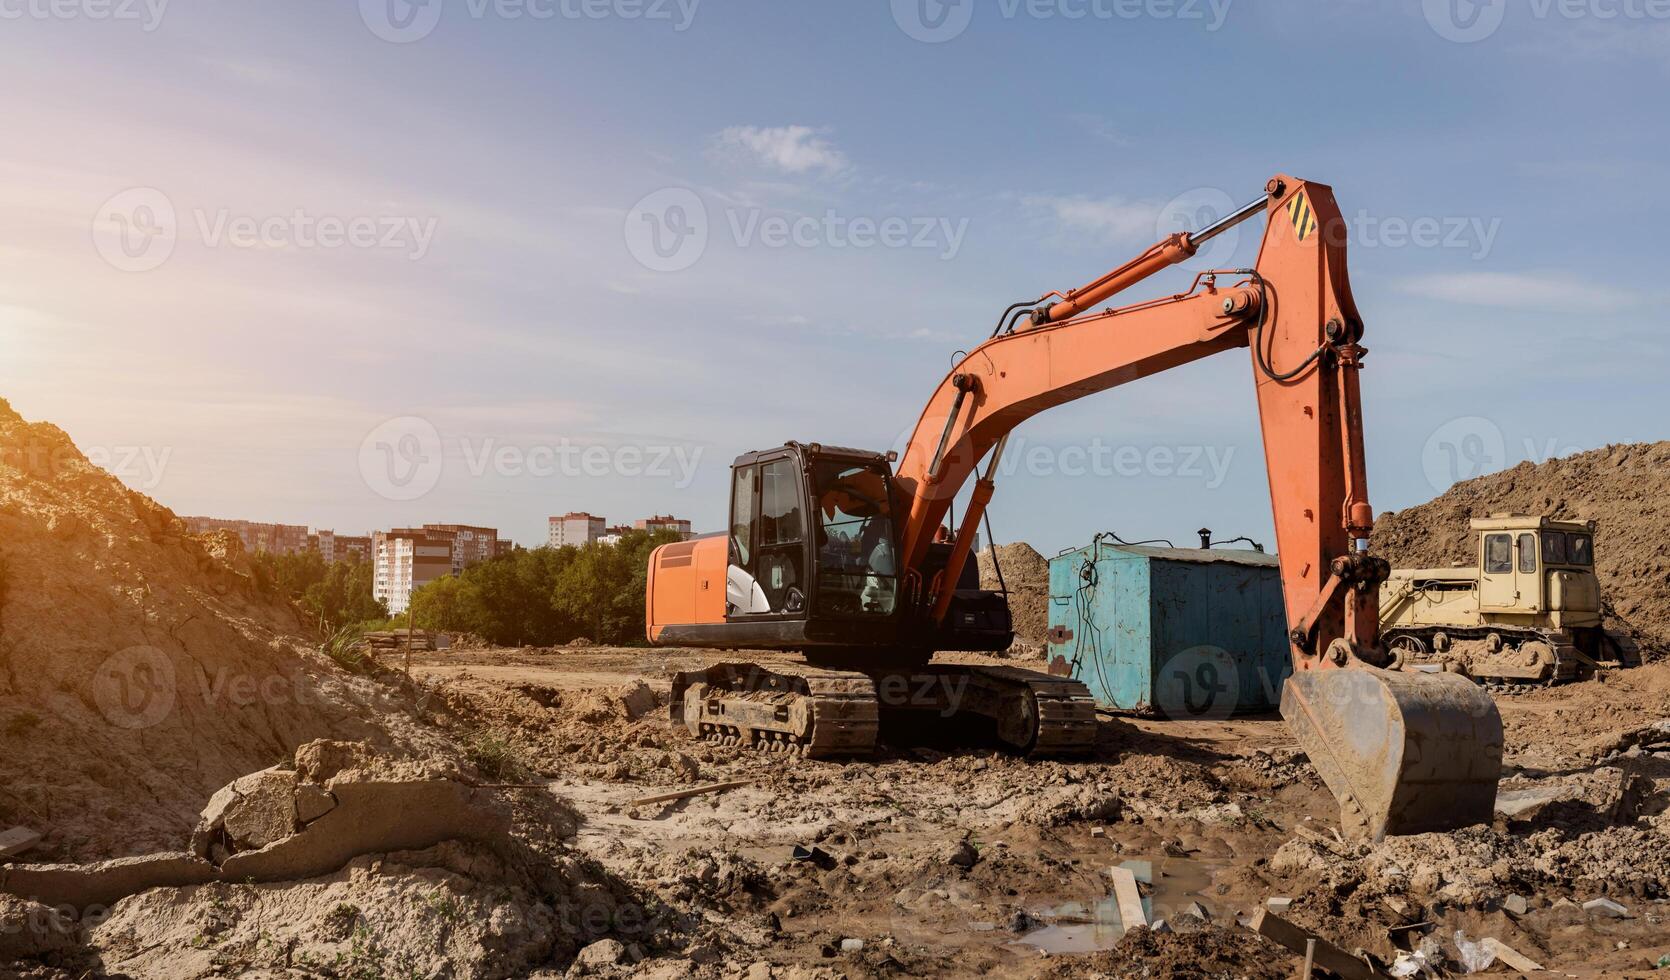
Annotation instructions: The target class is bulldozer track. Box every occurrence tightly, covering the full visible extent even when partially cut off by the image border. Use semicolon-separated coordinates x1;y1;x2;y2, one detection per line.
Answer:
669;662;1097;759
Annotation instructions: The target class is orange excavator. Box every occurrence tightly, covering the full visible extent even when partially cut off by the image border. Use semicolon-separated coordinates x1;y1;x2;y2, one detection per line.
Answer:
646;175;1503;840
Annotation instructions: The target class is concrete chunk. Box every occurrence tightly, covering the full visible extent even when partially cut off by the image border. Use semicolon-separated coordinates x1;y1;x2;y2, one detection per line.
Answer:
1583;897;1630;918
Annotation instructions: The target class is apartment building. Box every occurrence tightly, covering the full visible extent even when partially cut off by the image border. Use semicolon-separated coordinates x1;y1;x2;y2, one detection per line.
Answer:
636;515;694;539
422;523;499;574
548;512;605;548
183;517;311;555
372;528;454;615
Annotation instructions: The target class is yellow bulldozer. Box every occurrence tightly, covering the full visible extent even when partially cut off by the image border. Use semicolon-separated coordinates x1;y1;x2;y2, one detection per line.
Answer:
1380;514;1640;685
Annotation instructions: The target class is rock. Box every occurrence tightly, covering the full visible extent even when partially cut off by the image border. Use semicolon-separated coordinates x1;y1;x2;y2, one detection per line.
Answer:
618;680;657;721
1265;897;1294;912
0;896;82;960
944;841;980;869
1150;918;1172;934
295;784;337;824
294;739;372;782
195;767;303;854
1183;901;1211;922
1583;897;1630;918
1503;894;1529;916
743;962;773;980
839;938;864;952
576;938;628;970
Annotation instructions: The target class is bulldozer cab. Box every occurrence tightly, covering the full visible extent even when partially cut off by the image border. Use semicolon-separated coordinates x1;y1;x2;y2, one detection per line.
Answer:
1474;515;1596;616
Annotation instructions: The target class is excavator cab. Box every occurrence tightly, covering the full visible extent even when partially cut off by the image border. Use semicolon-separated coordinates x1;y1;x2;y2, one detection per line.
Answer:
720;442;1012;656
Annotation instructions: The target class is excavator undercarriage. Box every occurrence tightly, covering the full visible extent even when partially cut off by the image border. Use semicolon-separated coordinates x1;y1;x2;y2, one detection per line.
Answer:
669;662;1098;759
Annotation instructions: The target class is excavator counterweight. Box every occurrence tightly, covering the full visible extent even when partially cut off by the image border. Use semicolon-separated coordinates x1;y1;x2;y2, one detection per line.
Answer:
647;174;1503;840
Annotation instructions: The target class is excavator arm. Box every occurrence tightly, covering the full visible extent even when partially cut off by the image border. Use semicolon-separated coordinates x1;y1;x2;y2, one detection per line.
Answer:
891;175;1503;839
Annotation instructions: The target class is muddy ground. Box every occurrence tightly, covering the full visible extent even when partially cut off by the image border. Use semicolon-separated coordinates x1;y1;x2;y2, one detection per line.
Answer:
383;643;1670;979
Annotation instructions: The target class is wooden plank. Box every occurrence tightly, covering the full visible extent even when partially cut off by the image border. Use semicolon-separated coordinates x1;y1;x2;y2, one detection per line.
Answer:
1247;909;1383;980
1107;866;1147;929
1482;938;1545;973
0;826;41;860
628;780;752;807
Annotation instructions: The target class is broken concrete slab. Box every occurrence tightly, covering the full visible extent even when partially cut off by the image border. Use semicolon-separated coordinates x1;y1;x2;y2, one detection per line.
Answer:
1;852;218;911
3;773;509;911
1582;897;1630;918
0;827;41;860
295;783;337;824
221;767;300;850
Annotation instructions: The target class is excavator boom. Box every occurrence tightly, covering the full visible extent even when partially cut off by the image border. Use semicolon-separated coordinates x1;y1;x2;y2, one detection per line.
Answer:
888;175;1501;838
647;174;1502;839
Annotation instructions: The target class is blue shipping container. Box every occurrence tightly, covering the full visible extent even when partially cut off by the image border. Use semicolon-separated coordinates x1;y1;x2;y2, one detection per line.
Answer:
1046;541;1291;717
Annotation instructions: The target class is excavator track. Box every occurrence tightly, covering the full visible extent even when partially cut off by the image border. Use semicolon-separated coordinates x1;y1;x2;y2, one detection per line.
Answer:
671;663;880;758
669;662;1097;759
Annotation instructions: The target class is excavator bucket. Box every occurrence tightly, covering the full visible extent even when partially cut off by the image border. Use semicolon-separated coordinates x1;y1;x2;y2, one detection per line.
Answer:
1281;666;1503;841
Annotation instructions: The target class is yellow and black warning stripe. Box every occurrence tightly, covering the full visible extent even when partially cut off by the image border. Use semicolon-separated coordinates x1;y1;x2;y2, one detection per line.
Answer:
1285;192;1317;242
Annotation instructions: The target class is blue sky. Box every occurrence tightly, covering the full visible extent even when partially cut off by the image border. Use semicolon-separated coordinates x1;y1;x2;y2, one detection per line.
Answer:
2;0;1666;553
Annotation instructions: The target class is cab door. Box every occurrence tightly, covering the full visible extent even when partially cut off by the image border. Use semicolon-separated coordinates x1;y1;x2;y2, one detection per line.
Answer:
726;456;809;617
1478;531;1518;612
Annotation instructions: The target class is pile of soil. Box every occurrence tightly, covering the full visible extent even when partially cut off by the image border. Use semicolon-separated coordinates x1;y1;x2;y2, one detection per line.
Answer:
977;542;1051;644
1373;442;1670;658
0;399;448;861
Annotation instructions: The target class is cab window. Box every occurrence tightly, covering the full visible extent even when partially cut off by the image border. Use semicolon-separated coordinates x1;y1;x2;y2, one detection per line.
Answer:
759;460;803;546
1517;533;1537;574
729;464;757;567
1484;534;1512;574
1542;531;1567;565
1568;534;1593;565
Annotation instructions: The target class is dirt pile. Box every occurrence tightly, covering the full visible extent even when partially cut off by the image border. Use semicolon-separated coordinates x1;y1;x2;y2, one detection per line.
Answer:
1372;442;1670;657
0;399;449;861
977;542;1051;645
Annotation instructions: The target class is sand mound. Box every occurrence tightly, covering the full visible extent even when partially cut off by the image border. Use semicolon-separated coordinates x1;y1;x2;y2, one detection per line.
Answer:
977;542;1051;644
1372;442;1670;658
0;399;449;861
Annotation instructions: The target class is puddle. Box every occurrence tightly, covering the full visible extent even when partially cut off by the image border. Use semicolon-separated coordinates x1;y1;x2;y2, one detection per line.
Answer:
1008;856;1223;955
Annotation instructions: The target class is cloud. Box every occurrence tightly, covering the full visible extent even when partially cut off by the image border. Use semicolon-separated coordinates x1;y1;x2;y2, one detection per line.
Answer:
711;125;849;176
1396;272;1644;314
1023;194;1157;242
